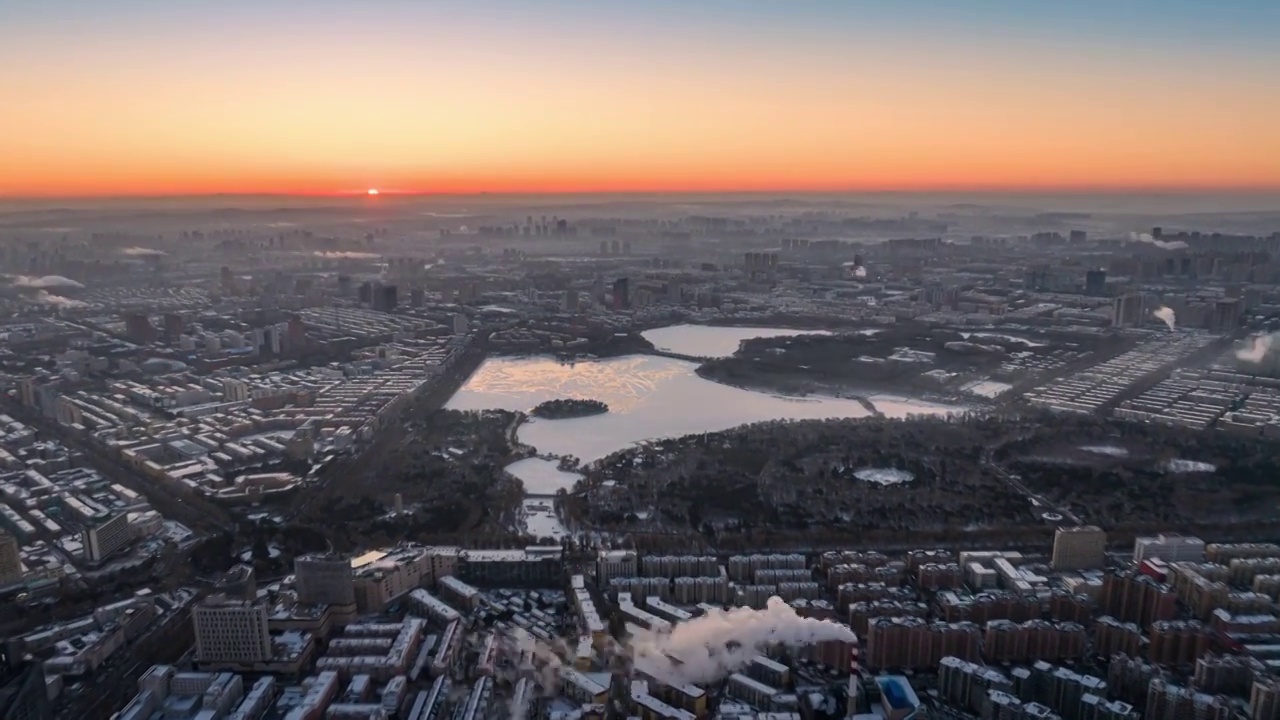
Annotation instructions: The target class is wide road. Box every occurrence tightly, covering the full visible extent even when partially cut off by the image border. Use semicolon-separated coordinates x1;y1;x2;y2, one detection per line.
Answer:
0;398;236;533
289;339;489;520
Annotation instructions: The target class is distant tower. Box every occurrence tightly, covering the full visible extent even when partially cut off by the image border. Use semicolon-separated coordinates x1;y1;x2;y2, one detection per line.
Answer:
394;493;404;515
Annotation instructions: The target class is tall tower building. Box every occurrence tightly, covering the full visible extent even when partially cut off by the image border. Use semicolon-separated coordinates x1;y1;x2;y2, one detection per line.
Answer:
1251;677;1280;720
294;554;355;606
193;595;273;665
1052;526;1107;571
0;532;22;585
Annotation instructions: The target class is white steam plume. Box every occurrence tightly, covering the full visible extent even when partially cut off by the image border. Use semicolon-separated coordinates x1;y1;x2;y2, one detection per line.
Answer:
627;596;856;685
1128;232;1190;251
854;265;867;278
313;251;381;259
1152;306;1176;331
1237;333;1278;363
31;291;87;308
10;274;85;289
121;246;166;256
503;628;566;720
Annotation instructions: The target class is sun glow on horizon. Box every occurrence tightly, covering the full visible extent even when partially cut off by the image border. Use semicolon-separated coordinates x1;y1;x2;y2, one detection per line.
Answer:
1;1;1277;197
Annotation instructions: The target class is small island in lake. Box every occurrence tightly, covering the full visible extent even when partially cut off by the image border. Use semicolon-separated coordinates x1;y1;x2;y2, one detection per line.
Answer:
531;398;609;419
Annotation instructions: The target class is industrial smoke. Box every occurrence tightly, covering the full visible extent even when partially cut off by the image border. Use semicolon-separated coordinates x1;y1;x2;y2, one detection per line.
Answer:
1128;232;1189;251
627;596;856;685
854;265;867;278
1237;333;1278;363
1152;306;1176;332
121;246;167;256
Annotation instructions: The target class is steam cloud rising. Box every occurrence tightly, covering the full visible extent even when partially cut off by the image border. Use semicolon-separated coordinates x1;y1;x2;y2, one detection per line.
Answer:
627;596;857;685
854;265;868;278
1128;232;1190;251
1152;306;1176;331
503;629;568;720
1237;333;1279;363
31;291;87;308
10;274;85;289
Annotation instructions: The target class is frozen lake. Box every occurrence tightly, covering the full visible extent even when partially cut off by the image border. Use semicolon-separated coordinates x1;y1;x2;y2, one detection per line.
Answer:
641;324;830;358
448;354;964;492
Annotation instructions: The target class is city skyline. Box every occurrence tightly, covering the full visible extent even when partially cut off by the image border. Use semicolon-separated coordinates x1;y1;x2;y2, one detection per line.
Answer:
3;0;1279;197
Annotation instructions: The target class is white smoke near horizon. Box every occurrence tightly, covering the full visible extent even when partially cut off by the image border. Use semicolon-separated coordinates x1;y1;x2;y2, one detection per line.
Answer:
31;291;87;308
120;246;166;256
10;274;85;289
1152;306;1176;332
1237;333;1278;363
627;597;856;685
1128;232;1190;251
313;251;381;260
854;265;867;278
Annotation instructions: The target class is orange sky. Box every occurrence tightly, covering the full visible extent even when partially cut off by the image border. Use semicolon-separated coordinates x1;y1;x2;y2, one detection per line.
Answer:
3;2;1278;197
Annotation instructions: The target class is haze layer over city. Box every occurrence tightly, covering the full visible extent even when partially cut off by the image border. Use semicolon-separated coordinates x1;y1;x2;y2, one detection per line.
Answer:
3;2;1280;720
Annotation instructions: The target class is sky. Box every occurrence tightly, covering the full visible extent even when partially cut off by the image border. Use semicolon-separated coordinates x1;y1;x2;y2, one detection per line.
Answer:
2;0;1278;197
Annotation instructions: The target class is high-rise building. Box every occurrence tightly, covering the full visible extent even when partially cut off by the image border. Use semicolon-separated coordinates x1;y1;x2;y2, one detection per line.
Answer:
82;512;132;564
193;595;273;665
1085;270;1107;296
0;657;52;720
123;312;159;343
1091;616;1143;659
1251;677;1280;720
162;313;185;340
1134;534;1205;563
1111;293;1145;327
1100;571;1177;628
372;284;398;311
562;289;580;312
0;531;21;585
1147;620;1211;666
294;554;355;606
612;278;630;311
1146;679;1231;720
1052;526;1107;571
286;316;307;352
1212;298;1243;333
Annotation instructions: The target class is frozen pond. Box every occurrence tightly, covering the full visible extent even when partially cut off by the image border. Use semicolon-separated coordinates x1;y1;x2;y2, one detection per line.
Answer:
641;324;830;358
448;356;966;490
960;332;1047;348
1080;445;1129;457
854;468;915;485
1165;459;1216;473
520;498;568;539
962;380;1014;398
506;457;584;495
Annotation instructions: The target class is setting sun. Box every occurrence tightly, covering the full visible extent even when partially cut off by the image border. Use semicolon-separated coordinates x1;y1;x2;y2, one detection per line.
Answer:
367;188;379;196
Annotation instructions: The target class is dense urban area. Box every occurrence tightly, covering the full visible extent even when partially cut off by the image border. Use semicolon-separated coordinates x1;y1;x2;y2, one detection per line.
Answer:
2;195;1280;720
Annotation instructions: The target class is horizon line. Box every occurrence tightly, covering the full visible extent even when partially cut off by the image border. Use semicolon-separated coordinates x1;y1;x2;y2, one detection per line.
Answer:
5;185;1280;202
